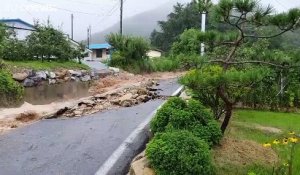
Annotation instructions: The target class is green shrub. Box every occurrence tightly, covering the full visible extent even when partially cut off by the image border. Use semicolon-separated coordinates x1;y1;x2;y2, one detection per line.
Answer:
176;53;204;69
167;109;195;129
146;131;214;175
190;120;223;146
109;52;155;74
107;33;152;74
0;70;24;107
109;51;126;67
150;97;223;146
150;97;187;133
163;97;187;109
187;99;214;124
151;57;180;72
107;33;150;61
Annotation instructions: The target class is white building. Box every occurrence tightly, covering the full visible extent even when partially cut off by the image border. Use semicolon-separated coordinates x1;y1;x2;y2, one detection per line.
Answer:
147;49;162;58
0;19;35;40
89;43;112;60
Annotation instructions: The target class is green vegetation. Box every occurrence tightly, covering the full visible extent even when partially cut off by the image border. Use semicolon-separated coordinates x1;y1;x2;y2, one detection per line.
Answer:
226;110;300;174
1;22;84;62
150;97;222;145
150;1;214;52
107;33;152;73
149;57;180;72
0;22;87;106
107;34;197;73
145;0;300;174
234;110;300;133
146;131;214;175
179;0;300;133
147;97;222;174
0;70;23;107
4;60;89;72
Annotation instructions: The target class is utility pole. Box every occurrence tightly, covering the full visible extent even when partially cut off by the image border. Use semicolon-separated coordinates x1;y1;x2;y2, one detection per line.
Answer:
200;0;207;56
71;14;74;40
120;0;123;35
87;27;90;49
89;25;92;44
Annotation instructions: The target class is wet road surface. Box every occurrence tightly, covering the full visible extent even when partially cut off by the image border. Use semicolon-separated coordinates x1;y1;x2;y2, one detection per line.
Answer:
0;79;180;175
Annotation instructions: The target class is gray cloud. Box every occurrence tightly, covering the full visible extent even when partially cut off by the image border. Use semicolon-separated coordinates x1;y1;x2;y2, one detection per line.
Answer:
0;0;298;41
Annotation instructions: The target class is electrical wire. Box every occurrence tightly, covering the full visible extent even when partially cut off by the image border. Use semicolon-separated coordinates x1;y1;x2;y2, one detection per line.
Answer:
63;0;105;6
27;0;104;16
274;0;288;11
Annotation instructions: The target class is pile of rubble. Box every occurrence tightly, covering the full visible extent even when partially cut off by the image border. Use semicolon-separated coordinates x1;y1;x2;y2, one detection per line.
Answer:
13;69;115;87
47;81;162;119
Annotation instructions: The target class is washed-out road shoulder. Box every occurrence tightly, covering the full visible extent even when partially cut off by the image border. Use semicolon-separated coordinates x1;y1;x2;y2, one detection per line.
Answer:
0;79;181;175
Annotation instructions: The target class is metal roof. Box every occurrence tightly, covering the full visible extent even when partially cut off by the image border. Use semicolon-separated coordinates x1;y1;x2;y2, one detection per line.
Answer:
89;43;112;49
0;19;35;29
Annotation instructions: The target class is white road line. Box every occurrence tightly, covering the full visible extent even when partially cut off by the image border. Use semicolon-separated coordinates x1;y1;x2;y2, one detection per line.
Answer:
95;85;184;175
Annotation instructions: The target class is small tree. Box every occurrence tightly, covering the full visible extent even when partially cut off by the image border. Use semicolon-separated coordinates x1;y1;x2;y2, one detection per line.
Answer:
180;0;300;133
2;34;28;61
26;23;75;61
107;33;151;73
107;33;150;61
0;24;8;59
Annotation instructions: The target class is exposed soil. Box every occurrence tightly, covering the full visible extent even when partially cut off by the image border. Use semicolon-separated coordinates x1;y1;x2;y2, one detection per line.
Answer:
0;119;20;134
0;71;184;134
15;111;39;122
0;112;40;134
233;121;282;134
213;137;279;167
89;71;184;95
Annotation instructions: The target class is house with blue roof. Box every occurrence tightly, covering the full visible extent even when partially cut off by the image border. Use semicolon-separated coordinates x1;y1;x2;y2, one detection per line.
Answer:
89;43;112;60
0;19;36;40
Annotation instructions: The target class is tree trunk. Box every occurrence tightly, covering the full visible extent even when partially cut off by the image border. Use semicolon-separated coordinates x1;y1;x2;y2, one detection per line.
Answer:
217;86;234;133
221;103;233;133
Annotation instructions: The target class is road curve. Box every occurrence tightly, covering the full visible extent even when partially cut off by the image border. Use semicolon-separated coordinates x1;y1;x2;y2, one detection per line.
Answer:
0;79;180;175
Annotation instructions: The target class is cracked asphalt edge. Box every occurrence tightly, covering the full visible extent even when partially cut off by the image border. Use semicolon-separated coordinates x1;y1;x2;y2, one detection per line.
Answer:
95;85;184;175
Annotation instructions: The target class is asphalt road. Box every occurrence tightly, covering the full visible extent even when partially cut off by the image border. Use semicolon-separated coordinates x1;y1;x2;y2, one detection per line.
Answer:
0;79;180;175
82;59;108;71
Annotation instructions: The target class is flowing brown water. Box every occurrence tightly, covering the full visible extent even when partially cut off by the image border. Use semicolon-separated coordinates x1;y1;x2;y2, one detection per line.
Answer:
24;81;92;105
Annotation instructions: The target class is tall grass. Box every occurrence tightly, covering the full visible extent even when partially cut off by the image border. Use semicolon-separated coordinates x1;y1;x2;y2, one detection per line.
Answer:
109;53;203;74
4;60;90;71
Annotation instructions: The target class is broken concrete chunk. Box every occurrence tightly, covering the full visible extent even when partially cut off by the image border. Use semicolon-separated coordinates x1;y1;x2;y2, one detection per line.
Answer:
13;72;28;81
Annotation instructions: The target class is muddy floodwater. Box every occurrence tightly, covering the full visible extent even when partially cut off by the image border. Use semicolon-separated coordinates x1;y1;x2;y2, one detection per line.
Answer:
24;81;92;105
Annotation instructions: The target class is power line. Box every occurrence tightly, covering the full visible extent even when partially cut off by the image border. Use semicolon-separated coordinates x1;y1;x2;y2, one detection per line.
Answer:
93;1;121;24
63;0;105;6
27;0;104;16
274;0;288;11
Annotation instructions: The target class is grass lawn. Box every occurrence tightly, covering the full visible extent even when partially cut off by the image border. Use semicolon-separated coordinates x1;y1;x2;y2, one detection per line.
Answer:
219;109;300;175
4;60;90;72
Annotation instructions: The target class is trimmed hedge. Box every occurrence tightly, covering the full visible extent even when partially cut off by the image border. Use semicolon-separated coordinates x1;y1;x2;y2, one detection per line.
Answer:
190;120;223;146
150;97;222;145
150;97;188;133
146;131;214;175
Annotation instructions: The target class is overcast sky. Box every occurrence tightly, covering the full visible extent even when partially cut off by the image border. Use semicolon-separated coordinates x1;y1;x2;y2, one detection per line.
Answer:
1;0;299;41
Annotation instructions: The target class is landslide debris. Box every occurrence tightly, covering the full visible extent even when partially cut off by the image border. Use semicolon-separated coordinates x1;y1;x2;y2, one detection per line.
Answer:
47;80;163;119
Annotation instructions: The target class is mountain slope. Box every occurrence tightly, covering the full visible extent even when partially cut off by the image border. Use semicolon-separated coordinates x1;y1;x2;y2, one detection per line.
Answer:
90;2;175;43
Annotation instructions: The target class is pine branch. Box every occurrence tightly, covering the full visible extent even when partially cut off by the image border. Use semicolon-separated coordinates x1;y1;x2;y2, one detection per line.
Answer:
209;60;287;68
244;17;300;39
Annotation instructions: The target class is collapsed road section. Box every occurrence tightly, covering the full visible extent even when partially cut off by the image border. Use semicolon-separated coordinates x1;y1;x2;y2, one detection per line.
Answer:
0;78;181;175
